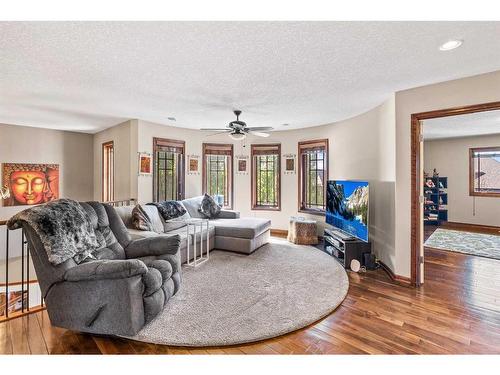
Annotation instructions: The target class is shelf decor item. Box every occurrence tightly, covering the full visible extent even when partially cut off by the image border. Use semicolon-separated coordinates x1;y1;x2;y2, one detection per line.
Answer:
423;175;448;225
138;152;152;175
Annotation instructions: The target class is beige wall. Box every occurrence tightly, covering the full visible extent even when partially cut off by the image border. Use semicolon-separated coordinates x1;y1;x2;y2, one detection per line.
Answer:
92;120;138;201
134;96;396;269
395;70;500;278
0;123;94;221
424;134;500;227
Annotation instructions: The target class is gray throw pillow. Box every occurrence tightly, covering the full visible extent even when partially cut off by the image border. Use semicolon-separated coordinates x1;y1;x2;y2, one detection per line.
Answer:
198;193;221;219
131;204;155;231
147;201;187;220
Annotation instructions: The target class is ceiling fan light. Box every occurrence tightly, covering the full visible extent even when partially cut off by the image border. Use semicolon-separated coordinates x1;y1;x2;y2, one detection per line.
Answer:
229;132;246;141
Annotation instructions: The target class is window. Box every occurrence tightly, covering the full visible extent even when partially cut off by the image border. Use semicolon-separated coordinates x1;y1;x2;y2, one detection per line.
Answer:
470;146;500;197
298;139;328;213
153;138;185;201
102;141;114;202
202;143;233;208
251;144;281;210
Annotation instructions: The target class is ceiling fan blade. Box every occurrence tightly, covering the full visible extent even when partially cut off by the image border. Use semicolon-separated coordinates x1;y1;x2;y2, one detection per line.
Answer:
205;131;230;137
246;126;273;131
200;128;230;131
252;131;270;138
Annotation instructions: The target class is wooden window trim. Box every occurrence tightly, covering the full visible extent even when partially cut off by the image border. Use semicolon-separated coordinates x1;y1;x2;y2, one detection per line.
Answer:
251;143;281;211
153;137;186;202
298;139;329;215
202;143;234;209
102;141;114;202
469;146;500;198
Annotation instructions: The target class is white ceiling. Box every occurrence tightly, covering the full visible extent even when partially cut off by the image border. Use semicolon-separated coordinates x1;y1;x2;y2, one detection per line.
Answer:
1;22;500;134
423;109;500;140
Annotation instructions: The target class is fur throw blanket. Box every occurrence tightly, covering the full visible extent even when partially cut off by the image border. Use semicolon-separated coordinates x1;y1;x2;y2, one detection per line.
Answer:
7;199;100;265
147;201;187;221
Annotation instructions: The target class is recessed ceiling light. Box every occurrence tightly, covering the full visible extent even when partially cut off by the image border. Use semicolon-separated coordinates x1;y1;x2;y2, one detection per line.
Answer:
168;117;176;121
282;123;289;126
439;40;463;51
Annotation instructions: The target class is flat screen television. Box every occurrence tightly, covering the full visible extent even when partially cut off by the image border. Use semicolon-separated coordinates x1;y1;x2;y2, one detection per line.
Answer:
326;180;369;242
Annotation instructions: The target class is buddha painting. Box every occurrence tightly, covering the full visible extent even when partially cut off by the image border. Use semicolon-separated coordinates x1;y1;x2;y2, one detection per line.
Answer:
1;163;59;206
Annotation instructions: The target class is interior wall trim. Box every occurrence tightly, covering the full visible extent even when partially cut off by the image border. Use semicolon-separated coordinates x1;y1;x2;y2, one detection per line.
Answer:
445;221;500;234
378;260;412;287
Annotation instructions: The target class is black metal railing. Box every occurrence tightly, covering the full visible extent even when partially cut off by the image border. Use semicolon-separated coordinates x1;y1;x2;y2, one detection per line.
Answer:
0;198;135;322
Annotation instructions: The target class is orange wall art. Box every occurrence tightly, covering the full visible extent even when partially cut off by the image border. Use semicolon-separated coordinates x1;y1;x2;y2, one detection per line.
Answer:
2;163;60;206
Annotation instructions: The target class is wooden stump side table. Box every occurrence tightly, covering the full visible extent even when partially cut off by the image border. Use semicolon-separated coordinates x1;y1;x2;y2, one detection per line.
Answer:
287;216;318;245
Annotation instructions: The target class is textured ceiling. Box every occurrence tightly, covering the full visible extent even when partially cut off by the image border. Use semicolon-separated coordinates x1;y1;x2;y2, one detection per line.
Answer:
1;22;500;133
423;109;500;140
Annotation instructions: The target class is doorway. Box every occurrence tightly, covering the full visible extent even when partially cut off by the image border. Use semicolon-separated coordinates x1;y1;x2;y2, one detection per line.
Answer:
411;101;500;286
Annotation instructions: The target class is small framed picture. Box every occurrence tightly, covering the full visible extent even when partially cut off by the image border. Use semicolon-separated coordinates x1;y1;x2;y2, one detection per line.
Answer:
284;154;296;174
187;155;200;174
138;153;152;175
235;155;249;174
238;159;247;173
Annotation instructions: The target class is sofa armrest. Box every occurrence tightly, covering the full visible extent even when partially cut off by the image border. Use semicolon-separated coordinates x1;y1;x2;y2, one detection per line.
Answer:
64;259;147;282
218;210;240;219
124;234;181;259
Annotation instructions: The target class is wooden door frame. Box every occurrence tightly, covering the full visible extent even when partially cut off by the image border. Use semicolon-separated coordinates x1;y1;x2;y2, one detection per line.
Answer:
411;100;500;286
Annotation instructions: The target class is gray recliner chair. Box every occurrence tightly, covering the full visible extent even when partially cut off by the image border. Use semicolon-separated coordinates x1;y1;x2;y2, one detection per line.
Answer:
18;201;181;336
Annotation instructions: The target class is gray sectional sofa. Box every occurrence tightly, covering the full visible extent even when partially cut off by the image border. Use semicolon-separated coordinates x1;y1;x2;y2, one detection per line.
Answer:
115;196;271;263
9;201;182;336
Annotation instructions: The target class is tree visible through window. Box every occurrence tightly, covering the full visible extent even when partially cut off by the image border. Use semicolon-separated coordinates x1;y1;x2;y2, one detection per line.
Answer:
470;146;500;197
251;144;281;210
154;138;185;201
298;139;328;212
203;143;233;208
102;141;114;202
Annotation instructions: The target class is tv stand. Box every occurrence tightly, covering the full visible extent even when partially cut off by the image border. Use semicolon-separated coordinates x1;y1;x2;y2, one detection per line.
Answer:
323;228;371;269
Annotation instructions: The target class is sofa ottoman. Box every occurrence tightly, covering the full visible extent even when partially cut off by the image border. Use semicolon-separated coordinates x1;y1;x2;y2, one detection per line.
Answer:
210;218;271;254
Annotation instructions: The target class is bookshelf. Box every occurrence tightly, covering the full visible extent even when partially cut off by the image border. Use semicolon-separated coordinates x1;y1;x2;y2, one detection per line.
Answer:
424;176;448;225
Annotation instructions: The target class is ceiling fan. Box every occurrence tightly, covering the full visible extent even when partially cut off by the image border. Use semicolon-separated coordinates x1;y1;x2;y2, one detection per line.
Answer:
201;110;273;140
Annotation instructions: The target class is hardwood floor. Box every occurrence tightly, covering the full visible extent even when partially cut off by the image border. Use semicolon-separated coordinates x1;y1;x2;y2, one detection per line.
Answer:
1;237;500;354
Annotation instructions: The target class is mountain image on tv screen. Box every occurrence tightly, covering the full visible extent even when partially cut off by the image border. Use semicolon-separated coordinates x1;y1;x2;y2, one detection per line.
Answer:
326;180;369;242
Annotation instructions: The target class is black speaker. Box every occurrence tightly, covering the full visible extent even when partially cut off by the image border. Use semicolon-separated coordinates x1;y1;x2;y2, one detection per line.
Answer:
363;253;377;270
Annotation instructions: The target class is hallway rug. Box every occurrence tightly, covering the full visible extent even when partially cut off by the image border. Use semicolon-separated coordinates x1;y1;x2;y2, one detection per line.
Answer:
127;238;349;347
425;228;500;260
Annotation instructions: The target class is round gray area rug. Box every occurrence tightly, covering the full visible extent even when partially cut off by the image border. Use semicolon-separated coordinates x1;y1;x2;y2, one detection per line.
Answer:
127;238;349;347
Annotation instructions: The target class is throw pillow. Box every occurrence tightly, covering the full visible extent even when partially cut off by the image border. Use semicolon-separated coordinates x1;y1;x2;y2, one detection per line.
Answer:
131;204;155;231
198;193;221;219
147;201;187;221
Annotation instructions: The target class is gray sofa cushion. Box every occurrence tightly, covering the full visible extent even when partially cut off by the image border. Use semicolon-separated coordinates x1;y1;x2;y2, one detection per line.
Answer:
163;218;187;232
181;196;204;218
114;205;134;228
127;228;160;240
127;227;190;249
211;218;271;239
82;202;126;260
